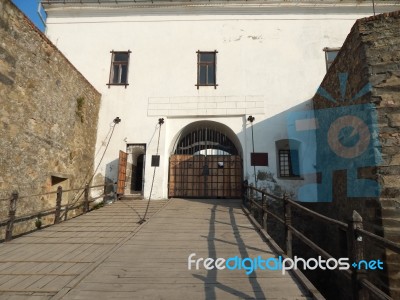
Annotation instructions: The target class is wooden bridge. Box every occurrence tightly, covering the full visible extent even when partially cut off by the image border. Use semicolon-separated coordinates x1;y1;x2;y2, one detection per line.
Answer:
0;197;317;300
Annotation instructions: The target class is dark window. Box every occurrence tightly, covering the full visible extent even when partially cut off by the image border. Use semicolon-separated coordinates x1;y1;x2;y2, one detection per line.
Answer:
279;149;300;178
108;50;131;87
323;47;340;72
196;51;217;89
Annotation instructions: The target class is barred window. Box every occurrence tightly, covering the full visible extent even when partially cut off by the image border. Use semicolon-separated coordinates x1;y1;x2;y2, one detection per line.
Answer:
276;139;300;178
279;150;299;177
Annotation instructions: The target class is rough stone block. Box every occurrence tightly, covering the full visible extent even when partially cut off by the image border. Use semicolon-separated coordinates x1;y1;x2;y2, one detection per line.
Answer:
388;113;400;127
382;175;400;188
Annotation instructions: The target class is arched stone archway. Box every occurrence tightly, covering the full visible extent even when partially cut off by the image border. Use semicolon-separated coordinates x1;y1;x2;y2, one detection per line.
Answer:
169;121;243;198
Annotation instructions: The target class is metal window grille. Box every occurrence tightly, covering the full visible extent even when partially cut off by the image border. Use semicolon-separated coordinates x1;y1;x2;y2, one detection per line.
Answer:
279;149;301;178
175;127;237;156
279;150;291;177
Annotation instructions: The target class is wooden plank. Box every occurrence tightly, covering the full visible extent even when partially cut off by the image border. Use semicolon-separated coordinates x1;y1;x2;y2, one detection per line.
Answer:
10;275;43;290
0;275;30;290
0;200;168;296
52;198;310;299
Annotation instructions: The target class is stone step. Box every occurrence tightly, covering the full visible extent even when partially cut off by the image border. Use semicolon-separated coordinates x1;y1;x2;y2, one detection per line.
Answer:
119;194;144;200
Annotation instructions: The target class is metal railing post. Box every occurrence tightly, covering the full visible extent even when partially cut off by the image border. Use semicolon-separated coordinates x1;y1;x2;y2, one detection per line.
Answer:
284;193;293;258
242;182;248;206
249;183;254;213
262;189;267;231
246;183;250;207
83;184;89;213
54;186;62;224
347;210;367;300
64;204;69;221
5;191;18;242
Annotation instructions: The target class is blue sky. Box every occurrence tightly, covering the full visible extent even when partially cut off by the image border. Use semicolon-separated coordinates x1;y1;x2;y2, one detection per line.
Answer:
12;0;47;32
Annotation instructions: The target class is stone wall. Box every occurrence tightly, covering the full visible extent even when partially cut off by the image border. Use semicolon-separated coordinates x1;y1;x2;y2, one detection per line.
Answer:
301;10;400;299
363;12;400;298
0;0;101;235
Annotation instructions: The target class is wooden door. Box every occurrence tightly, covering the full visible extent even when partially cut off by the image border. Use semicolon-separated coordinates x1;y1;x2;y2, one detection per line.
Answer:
169;154;242;198
117;150;128;195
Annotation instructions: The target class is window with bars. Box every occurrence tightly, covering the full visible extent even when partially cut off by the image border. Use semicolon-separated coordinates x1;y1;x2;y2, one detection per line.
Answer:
196;51;217;89
276;141;300;178
108;50;131;87
279;150;292;177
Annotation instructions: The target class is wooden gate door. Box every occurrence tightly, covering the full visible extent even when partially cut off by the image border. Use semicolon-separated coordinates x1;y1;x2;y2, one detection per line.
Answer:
169;154;242;198
117;150;128;195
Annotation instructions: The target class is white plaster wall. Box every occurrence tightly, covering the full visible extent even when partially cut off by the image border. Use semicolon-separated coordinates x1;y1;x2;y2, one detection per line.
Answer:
43;3;399;199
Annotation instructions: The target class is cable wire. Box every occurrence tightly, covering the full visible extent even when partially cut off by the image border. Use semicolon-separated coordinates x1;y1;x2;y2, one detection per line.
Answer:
62;119;120;215
138;118;164;224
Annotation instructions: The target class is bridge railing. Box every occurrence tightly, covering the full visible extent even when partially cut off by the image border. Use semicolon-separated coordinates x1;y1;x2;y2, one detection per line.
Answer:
243;183;400;300
0;183;115;242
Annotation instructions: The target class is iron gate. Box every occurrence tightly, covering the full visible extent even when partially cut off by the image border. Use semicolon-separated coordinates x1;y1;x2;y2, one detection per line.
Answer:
168;126;242;198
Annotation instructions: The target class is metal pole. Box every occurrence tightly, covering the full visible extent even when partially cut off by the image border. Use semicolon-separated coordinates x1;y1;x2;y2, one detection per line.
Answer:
251;123;256;188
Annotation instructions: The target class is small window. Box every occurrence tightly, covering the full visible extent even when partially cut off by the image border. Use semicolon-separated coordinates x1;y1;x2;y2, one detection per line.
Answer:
196;50;217;89
323;47;340;72
276;139;300;178
279;150;300;177
108;50;131;87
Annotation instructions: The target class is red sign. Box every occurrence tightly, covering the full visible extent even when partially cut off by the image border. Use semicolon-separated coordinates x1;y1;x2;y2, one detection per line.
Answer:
251;153;268;166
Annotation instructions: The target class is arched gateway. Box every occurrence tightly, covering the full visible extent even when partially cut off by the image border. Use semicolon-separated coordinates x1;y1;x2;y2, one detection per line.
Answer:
169;121;243;198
